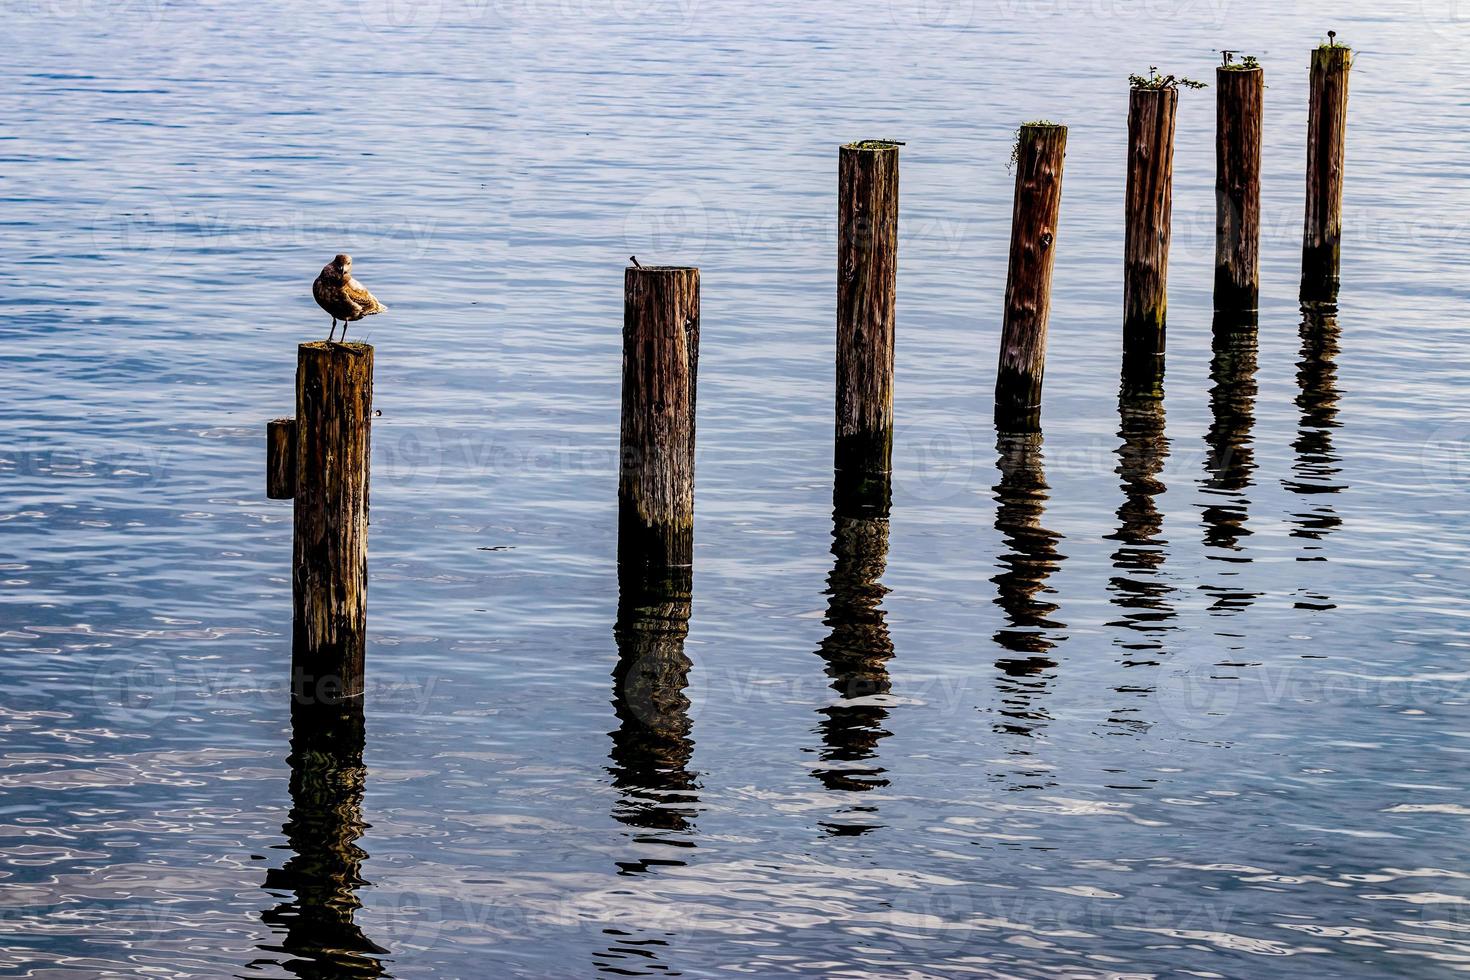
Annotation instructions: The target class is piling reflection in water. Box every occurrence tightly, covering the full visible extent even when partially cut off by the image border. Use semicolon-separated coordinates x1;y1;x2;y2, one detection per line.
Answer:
808;474;893;834
1286;304;1345;611
1105;368;1176;734
991;432;1066;753
1199;312;1262;614
254;700;389;980
609;562;699;865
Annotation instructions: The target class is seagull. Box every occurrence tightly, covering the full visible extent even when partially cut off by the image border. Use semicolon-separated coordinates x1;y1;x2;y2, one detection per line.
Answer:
313;253;387;342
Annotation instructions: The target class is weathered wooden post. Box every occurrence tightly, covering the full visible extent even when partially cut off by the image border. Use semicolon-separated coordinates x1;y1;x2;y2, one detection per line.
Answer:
619;265;699;569
265;341;374;705
1124;84;1178;364
996;123;1066;432
1215;58;1264;312
1301;41;1352;304
836;140;899;484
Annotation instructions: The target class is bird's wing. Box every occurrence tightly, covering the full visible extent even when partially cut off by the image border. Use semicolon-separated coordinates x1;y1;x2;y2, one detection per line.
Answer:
345;277;387;314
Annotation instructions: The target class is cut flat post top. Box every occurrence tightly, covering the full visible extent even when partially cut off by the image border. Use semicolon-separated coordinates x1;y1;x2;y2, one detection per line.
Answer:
292;341;373;704
996;123;1066;433
619;265;700;568
1124;86;1178;357
836;140;899;475
1215;63;1264;312
1302;44;1351;304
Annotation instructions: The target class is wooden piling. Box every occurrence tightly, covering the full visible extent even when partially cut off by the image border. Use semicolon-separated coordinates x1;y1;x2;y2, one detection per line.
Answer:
1215;62;1264;312
266;418;296;500
619;265;700;568
291;341;373;705
996;123;1066;432
1124;87;1178;360
1301;43;1352;304
836;140;899;476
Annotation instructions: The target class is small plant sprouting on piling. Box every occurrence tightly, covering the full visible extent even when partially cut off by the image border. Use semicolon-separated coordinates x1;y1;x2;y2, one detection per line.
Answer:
1319;29;1344;49
1129;67;1207;90
1219;50;1262;71
1009;120;1061;171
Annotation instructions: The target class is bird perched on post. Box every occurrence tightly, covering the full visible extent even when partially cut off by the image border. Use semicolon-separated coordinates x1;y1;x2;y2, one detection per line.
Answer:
313;254;387;342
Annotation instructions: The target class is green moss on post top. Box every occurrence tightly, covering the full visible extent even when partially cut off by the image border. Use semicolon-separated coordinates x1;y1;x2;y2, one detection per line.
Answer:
1220;54;1262;72
844;139;904;151
1312;44;1352;70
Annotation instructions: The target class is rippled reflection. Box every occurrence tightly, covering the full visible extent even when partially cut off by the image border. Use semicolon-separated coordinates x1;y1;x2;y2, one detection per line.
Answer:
1199;312;1262;614
809;474;893;834
609;563;699;864
253;700;389;979
1105;369;1176;734
991;432;1066;757
1286;304;1345;610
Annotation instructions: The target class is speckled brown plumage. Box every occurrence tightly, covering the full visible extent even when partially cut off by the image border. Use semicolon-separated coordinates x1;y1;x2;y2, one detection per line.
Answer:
313;254;387;342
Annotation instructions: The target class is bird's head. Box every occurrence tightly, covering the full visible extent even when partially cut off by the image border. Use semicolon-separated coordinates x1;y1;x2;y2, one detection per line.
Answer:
333;253;352;273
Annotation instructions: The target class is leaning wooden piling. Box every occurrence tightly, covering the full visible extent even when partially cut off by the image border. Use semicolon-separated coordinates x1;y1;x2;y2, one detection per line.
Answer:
996;123;1066;432
619;265;700;568
1301;42;1352;304
1124;86;1178;360
836;140;899;477
1215;61;1264;312
282;341;374;705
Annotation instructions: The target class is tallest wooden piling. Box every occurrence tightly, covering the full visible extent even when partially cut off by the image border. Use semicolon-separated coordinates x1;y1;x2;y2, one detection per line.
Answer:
1301;42;1352;304
291;342;373;704
1215;62;1264;312
996;123;1067;432
619;265;700;569
836;141;899;480
1124;86;1178;363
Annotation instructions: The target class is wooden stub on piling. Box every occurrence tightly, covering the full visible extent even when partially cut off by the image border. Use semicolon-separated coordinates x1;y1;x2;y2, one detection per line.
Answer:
619;266;700;568
836;140;899;477
267;417;297;499
293;341;374;705
1302;44;1351;305
996;123;1066;433
1215;64;1264;312
1124;87;1177;362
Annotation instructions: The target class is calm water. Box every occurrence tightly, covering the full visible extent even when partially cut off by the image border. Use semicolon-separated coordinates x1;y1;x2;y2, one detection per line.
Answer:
3;1;1470;977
